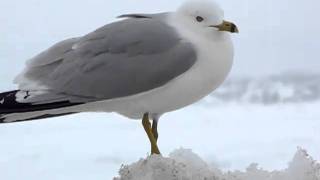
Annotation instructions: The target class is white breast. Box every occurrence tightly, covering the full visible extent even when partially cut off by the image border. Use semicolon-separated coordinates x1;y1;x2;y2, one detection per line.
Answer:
78;21;234;120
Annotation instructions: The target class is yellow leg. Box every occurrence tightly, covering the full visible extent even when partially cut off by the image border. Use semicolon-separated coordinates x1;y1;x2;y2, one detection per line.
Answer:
142;113;161;155
152;119;158;142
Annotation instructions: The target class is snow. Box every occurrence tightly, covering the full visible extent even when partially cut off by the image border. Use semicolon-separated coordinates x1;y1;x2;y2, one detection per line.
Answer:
0;74;320;179
0;102;319;179
114;148;320;180
210;73;320;104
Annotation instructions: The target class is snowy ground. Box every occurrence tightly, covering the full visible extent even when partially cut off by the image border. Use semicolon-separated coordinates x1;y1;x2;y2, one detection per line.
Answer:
115;148;320;180
0;101;319;179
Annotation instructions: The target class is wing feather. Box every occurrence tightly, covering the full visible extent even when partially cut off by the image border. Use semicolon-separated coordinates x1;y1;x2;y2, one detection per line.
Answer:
16;14;197;102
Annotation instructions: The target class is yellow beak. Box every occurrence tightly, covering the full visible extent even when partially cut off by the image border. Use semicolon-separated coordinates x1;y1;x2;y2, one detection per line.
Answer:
211;20;239;33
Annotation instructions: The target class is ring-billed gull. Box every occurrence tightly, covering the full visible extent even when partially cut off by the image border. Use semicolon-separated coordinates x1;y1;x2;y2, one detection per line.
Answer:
0;0;238;154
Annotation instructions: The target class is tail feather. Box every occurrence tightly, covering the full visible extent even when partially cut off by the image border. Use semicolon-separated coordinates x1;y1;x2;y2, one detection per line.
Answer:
0;90;83;123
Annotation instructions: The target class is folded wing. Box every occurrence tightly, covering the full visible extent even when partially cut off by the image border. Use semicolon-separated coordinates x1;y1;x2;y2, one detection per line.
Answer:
15;14;197;103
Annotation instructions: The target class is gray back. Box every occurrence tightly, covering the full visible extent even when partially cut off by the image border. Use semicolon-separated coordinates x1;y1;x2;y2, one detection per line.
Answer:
19;14;197;101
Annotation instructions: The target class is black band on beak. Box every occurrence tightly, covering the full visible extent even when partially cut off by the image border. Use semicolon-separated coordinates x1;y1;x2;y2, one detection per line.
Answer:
230;24;237;33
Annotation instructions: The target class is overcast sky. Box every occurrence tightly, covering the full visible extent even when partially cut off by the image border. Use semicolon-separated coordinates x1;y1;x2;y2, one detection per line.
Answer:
0;0;319;91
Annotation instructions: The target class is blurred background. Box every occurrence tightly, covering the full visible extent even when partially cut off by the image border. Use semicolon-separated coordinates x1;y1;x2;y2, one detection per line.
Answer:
0;0;319;179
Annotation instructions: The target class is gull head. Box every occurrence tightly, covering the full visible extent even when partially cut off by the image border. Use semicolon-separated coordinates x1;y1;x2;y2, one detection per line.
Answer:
174;0;238;38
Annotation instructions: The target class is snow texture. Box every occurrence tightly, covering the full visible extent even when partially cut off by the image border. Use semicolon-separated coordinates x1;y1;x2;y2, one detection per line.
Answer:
114;148;320;180
208;73;320;105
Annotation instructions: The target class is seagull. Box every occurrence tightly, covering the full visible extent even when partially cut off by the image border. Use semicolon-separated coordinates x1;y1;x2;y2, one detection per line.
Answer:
0;0;238;154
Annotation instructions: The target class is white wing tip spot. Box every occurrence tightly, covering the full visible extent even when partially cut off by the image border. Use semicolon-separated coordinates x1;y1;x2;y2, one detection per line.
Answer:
72;44;79;50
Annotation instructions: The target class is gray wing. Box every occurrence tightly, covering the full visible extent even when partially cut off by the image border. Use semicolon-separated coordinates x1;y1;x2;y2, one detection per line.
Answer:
16;14;197;102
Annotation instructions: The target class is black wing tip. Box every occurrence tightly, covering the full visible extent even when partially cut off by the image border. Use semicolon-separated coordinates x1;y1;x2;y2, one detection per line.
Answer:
0;100;82;114
0;90;82;124
0;112;76;124
0;90;83;114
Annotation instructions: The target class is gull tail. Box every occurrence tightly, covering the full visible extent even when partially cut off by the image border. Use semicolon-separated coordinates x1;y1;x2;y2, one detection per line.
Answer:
0;90;83;124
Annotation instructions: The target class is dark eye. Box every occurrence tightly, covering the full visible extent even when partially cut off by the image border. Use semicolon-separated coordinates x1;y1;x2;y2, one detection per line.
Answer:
196;16;204;22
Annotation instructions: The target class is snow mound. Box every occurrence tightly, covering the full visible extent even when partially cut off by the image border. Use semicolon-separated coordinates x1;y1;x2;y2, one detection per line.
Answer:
114;148;320;180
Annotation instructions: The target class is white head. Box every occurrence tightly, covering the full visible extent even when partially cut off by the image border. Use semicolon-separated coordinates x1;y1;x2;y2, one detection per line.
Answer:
173;1;238;39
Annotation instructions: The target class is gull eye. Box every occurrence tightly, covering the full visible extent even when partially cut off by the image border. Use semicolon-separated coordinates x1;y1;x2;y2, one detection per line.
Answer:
196;16;204;22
